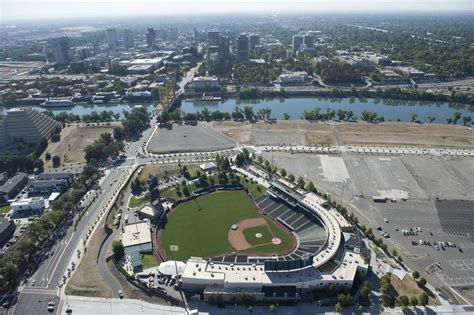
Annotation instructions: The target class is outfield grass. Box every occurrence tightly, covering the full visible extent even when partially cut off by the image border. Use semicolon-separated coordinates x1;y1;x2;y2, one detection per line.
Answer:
141;254;159;269
128;195;149;208
162;191;265;260
243;225;273;246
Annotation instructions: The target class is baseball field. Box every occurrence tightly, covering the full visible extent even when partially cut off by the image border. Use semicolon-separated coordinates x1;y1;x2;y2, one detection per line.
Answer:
160;190;294;261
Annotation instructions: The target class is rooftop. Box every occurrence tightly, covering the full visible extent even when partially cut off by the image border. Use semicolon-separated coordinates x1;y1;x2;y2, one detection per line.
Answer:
122;221;151;248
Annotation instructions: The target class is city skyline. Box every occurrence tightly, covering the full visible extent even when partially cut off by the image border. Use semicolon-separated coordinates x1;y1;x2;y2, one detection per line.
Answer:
1;0;473;21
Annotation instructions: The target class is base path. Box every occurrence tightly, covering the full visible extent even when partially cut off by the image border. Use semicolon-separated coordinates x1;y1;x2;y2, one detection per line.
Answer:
228;217;268;251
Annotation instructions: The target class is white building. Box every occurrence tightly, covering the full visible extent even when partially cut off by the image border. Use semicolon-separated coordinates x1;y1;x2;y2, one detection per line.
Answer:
191;77;219;90
11;197;45;215
278;71;309;84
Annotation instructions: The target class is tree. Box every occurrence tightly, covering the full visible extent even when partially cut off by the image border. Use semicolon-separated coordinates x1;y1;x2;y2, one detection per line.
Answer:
411;114;418;123
398;295;409;307
335;302;342;313
283;113;290;120
452;111;462;125
288;174;295;182
337;293;353;306
410;296;419;306
51;133;61;142
391;249;398;257
419;292;428;306
427;116;436;123
113;127;126;140
52;155;61;168
297;176;305;188
280;168;287;177
418;278;427;287
306;181;316;192
131;178;143;195
462;115;472;126
412;271;420;279
45;153;51;160
112;240;125;260
268;304;277;312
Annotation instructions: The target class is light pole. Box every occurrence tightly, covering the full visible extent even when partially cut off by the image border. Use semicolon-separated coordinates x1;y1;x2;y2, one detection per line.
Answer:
339;179;346;206
170;245;179;279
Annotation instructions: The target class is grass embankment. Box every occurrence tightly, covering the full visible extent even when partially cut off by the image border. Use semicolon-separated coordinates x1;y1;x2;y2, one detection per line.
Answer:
128;195;149;208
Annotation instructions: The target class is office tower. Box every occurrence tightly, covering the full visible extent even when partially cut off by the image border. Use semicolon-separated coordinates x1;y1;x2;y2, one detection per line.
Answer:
52;36;71;64
146;28;156;48
292;35;304;51
168;27;178;41
123;29;134;48
105;28;119;48
218;35;230;61
236;34;249;62
208;31;220;46
303;34;315;48
249;34;260;51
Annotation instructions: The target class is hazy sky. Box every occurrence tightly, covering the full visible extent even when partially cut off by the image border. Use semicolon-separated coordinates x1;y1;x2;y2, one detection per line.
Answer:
1;0;473;21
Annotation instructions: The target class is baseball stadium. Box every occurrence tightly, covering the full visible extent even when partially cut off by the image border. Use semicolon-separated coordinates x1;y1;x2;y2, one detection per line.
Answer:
157;166;369;303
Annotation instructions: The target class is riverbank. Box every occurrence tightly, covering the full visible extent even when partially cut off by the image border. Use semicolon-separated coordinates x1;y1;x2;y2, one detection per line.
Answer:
178;96;472;124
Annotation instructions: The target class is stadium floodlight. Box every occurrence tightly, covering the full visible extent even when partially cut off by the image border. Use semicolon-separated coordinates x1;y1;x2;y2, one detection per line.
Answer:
170;245;180;280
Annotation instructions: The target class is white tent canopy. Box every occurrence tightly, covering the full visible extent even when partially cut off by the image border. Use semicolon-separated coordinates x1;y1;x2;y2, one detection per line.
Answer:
158;261;186;276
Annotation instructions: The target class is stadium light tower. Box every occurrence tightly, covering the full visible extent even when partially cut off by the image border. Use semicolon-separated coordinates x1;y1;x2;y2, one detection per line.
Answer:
170;245;179;279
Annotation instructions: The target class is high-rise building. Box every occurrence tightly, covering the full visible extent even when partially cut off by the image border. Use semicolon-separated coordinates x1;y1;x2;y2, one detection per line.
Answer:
303;34;315;48
146;28;156;48
168;27;178;41
123;29;134;49
156;29;168;41
249;34;260;51
236;34;249;62
218;35;230;61
105;28;119;48
208;31;220;46
292;35;304;51
52;36;71;64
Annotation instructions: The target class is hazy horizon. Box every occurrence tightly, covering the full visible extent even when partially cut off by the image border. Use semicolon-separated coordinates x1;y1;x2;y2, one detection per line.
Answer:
1;0;473;22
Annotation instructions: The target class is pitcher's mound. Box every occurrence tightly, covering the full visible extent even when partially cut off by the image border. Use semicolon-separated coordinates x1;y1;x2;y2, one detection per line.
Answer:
272;237;282;245
255;233;263;238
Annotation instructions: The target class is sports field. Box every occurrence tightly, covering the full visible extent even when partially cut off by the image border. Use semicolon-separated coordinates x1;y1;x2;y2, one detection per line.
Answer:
243;225;273;246
160;191;293;261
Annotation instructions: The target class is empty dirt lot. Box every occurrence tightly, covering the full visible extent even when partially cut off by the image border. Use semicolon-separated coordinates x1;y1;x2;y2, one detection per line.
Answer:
42;124;120;167
210;120;474;148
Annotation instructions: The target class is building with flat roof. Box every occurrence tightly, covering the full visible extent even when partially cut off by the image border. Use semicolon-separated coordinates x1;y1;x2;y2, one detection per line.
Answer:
237;34;250;62
0;108;61;149
191;77;219;90
122;221;153;273
11;197;45;216
37;171;73;185
0;173;28;202
0;217;15;247
27;179;68;195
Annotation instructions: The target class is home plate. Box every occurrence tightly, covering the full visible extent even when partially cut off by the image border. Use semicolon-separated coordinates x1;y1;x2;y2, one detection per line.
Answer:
255;233;263;238
272;237;282;245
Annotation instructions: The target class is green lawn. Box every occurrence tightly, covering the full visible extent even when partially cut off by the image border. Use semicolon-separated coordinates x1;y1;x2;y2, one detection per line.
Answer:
0;205;11;214
162;191;265;261
243;225;273;246
141;254;159;269
242;180;267;200
128;195;149;208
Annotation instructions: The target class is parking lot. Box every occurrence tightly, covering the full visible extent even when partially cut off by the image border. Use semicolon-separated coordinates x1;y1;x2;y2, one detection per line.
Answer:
147;123;235;153
264;152;474;301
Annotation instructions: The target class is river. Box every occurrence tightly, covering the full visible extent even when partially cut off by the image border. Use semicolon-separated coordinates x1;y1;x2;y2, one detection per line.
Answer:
180;97;473;123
